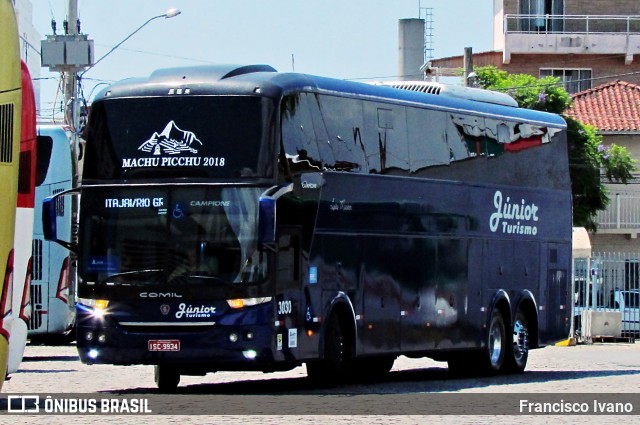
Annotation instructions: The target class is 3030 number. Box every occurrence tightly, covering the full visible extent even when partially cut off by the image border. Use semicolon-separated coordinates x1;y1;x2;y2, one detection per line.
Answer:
278;300;292;315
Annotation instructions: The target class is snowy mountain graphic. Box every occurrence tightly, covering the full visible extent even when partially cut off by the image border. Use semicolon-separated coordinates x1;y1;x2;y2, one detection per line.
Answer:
138;121;203;155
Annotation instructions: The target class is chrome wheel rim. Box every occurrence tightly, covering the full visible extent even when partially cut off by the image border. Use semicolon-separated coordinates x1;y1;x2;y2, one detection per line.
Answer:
489;321;503;366
512;319;529;361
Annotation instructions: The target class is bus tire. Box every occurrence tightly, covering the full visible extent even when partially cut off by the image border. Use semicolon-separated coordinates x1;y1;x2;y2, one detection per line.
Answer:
306;313;351;387
154;365;180;392
504;310;529;373
481;308;506;374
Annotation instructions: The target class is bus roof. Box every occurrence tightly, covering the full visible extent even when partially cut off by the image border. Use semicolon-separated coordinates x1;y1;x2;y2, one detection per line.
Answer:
94;64;566;129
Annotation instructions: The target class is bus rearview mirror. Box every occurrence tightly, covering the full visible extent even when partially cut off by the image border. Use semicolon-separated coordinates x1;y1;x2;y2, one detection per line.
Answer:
258;197;276;245
42;193;78;253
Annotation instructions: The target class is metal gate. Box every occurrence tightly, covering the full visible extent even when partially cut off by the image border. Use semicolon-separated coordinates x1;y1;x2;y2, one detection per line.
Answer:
573;253;640;340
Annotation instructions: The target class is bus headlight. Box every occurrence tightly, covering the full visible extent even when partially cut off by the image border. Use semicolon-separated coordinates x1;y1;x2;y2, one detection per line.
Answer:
227;297;272;309
78;298;110;318
242;349;257;359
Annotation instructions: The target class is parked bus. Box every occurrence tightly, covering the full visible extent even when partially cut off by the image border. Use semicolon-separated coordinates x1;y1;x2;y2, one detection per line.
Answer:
0;0;21;388
44;65;572;390
30;124;75;341
7;61;37;375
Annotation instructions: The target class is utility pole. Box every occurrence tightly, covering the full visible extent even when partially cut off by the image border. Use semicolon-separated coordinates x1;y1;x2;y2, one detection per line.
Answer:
64;0;79;132
41;0;93;180
40;0;93;309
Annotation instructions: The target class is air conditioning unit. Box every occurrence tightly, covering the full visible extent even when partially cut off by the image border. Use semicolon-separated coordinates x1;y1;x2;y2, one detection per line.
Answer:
581;310;622;338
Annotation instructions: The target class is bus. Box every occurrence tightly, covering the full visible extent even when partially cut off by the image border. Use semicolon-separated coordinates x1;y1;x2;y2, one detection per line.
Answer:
44;64;572;390
0;0;21;389
7;60;37;375
29;124;75;341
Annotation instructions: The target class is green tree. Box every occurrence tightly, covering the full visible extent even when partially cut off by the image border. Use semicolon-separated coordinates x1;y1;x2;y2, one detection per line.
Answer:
475;66;636;230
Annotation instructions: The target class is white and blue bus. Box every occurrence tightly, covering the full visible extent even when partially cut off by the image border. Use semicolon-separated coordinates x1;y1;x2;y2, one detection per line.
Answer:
30;124;75;341
44;65;572;390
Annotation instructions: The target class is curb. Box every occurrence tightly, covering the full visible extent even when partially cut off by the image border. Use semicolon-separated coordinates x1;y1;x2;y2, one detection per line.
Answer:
555;337;577;346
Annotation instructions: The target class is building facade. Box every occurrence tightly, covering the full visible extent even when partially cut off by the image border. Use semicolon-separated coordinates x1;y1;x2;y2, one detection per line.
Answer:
569;81;640;252
430;1;640;93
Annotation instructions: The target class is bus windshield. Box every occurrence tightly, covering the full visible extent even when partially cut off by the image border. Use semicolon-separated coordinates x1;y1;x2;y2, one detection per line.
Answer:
82;96;275;181
79;186;267;288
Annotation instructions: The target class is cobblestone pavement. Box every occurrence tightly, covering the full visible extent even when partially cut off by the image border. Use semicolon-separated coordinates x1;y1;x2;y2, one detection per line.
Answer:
2;341;640;424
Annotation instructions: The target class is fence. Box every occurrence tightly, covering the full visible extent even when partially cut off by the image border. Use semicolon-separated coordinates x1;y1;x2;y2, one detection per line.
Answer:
596;193;640;230
573;252;640;340
504;14;640;35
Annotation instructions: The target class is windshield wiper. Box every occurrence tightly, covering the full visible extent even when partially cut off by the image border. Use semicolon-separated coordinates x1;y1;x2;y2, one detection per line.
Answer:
168;273;234;287
102;269;163;285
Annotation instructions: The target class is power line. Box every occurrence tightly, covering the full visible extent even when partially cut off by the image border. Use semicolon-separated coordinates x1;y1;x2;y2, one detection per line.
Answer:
91;43;215;65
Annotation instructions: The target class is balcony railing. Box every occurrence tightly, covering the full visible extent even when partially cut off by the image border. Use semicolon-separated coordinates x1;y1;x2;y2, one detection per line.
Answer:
501;14;640;64
597;193;640;231
504;14;640;35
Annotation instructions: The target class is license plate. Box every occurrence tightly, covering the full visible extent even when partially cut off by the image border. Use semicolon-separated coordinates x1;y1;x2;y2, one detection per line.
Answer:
148;339;180;351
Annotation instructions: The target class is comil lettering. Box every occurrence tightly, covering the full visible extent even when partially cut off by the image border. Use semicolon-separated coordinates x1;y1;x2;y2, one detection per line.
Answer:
489;191;539;235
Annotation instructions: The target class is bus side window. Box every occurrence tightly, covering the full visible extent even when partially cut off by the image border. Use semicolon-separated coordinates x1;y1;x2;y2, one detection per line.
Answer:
316;95;367;172
281;94;323;175
407;108;449;173
361;102;409;174
307;93;335;170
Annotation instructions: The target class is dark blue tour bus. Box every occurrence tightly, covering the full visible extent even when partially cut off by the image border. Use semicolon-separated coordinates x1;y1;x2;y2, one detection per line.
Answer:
44;65;572;390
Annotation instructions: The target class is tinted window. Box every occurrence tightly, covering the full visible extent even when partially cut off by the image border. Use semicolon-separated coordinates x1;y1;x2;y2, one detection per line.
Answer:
83;96;275;181
79;186;266;288
281;94;323;174
35;135;53;186
362;101;409;174
407;108;449;173
316;95;367;172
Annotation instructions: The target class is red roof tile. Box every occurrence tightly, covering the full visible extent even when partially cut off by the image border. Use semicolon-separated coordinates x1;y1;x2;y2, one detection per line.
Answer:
568;80;640;132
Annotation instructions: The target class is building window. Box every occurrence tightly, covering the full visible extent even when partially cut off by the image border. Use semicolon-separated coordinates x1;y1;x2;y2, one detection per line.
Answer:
540;68;591;94
519;0;564;32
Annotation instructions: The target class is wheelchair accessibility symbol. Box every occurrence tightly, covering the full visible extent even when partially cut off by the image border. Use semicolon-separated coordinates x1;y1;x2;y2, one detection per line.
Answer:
172;202;186;219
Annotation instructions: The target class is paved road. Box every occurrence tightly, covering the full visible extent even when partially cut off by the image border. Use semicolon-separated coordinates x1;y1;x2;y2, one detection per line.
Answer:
2;341;640;424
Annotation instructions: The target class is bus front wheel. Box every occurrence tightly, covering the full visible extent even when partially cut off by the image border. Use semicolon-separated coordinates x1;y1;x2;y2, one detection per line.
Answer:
154;365;180;392
306;313;351;386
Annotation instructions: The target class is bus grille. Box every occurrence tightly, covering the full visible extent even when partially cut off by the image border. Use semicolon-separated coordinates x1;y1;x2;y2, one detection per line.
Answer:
119;324;215;334
0;104;15;163
29;283;43;331
32;239;43;281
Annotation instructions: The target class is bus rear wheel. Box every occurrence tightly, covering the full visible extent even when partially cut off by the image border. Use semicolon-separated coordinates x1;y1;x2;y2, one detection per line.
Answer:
481;309;506;374
154;365;180;392
306;313;351;386
504;310;529;373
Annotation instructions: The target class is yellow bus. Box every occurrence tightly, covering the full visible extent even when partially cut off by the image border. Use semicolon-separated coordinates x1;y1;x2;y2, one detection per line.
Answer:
0;0;21;390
